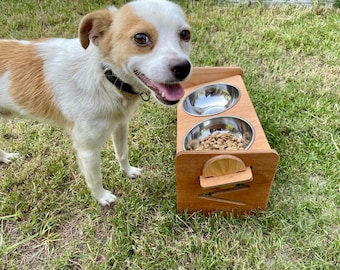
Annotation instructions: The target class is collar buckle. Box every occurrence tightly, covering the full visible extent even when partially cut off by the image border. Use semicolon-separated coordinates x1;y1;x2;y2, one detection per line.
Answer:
140;92;150;102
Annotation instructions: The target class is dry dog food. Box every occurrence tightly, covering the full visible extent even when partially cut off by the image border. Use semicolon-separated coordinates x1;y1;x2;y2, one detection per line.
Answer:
186;132;245;151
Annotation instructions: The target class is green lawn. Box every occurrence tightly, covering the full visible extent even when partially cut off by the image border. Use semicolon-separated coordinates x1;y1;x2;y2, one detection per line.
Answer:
1;1;339;269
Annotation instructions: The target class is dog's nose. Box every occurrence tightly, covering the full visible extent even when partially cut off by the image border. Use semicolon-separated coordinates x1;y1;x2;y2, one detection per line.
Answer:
171;60;191;81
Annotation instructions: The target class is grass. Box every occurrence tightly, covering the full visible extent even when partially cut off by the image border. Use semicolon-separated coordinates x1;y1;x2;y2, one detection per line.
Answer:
0;0;339;269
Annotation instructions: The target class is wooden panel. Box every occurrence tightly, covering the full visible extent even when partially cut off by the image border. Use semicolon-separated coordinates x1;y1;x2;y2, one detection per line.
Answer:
175;150;279;215
181;67;243;89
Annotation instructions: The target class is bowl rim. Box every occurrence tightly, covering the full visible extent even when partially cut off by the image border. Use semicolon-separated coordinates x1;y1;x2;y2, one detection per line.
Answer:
182;83;241;117
182;115;255;151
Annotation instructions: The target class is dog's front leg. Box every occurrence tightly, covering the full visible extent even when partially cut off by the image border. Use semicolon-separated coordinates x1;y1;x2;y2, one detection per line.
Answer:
112;123;142;178
73;138;117;206
0;149;19;164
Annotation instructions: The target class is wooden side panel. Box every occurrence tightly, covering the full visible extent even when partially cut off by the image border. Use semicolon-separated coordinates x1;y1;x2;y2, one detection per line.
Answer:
175;150;279;216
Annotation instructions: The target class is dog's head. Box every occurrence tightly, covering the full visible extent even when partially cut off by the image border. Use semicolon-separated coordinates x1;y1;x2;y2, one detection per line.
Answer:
79;0;191;105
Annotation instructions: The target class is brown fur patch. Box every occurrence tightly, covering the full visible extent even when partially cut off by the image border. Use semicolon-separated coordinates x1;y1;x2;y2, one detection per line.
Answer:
78;6;158;67
103;6;158;66
0;41;70;127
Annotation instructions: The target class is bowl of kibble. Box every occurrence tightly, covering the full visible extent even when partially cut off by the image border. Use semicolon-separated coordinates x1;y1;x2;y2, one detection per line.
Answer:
182;84;240;116
184;116;255;151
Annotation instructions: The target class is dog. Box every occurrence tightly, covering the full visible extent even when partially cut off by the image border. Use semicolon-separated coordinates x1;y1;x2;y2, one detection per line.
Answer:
0;0;191;206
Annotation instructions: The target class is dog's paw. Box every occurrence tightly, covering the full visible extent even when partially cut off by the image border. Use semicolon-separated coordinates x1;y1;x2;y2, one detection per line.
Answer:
96;189;117;206
0;151;19;164
124;166;142;179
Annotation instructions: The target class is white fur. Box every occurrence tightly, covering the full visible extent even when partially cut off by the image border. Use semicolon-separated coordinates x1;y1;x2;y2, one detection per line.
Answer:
0;0;191;206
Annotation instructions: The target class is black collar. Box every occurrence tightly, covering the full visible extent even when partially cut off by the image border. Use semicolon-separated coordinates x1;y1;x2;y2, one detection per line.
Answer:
102;65;139;96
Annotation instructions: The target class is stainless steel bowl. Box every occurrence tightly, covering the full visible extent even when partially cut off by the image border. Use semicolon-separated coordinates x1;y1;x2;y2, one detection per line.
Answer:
183;116;255;150
183;84;240;116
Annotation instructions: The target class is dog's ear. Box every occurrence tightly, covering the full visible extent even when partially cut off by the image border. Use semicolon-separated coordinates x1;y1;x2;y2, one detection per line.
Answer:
79;10;113;49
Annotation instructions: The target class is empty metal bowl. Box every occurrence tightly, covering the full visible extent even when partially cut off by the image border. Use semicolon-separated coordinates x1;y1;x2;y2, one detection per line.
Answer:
183;84;240;116
183;116;255;150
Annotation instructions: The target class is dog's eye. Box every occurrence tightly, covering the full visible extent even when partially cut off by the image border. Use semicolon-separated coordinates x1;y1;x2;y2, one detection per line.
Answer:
134;33;150;46
179;30;191;42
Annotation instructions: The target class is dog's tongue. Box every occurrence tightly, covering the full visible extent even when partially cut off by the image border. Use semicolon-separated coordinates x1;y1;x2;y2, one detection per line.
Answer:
135;72;185;102
154;82;185;101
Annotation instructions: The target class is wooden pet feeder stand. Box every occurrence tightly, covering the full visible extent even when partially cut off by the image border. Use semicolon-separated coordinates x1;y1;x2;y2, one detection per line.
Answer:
176;67;279;216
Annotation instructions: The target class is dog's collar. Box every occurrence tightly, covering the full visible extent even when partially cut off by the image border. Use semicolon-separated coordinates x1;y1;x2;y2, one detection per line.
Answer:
101;65;139;96
101;65;150;101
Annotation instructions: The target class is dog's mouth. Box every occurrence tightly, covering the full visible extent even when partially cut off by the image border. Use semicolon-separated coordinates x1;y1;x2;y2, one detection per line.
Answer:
135;72;185;105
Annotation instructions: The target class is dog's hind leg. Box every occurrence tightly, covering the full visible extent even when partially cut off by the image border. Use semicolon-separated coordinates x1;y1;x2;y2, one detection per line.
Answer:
0;149;19;164
111;123;142;179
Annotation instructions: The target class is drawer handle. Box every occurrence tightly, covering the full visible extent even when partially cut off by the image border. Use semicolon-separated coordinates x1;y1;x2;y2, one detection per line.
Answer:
200;167;252;189
199;154;253;189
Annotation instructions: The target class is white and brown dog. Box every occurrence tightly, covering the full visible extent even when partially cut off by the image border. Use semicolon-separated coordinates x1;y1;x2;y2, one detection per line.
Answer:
0;0;191;205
